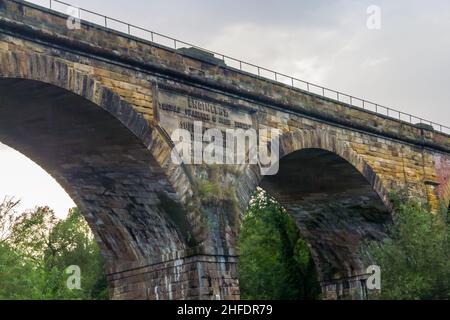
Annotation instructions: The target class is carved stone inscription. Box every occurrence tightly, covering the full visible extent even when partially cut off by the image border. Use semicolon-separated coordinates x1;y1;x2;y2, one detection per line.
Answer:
156;89;254;136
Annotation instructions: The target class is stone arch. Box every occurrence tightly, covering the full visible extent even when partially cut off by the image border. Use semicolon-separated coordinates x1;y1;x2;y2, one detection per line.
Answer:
0;51;196;299
0;51;194;198
278;129;391;208
238;129;393;299
239;129;392;213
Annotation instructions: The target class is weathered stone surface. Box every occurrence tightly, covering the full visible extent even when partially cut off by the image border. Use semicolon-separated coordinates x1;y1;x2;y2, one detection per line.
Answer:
0;0;449;300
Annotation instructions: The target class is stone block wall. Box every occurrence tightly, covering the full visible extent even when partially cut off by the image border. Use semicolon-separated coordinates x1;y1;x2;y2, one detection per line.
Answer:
108;252;239;300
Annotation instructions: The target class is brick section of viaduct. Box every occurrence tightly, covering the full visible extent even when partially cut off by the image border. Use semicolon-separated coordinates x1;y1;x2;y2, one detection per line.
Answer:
0;0;449;300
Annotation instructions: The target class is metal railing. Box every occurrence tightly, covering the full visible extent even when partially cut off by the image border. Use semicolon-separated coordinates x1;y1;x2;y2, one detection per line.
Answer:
22;0;450;135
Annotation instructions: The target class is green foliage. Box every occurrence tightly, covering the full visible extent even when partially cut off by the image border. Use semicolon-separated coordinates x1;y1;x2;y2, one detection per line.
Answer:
238;188;321;300
0;242;45;299
365;195;450;300
0;201;108;300
195;165;236;201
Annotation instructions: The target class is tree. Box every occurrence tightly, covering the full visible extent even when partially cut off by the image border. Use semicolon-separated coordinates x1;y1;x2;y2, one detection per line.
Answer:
42;208;108;299
0;199;50;299
238;188;321;300
0;200;108;300
365;194;450;300
0;196;21;243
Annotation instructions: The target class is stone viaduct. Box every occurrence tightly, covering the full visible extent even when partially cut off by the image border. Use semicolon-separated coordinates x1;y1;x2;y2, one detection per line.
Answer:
0;0;449;300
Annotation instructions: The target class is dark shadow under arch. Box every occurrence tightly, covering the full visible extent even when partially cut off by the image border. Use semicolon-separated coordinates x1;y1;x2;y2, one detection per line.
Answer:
260;148;391;299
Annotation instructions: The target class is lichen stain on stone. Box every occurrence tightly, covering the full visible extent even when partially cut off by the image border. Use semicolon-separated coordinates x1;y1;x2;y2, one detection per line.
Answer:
434;154;450;198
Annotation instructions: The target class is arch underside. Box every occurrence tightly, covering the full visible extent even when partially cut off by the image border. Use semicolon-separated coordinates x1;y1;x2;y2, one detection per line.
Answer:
0;78;189;276
261;148;391;284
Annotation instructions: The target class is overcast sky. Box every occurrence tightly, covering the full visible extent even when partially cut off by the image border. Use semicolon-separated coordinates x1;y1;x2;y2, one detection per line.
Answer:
1;0;449;217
